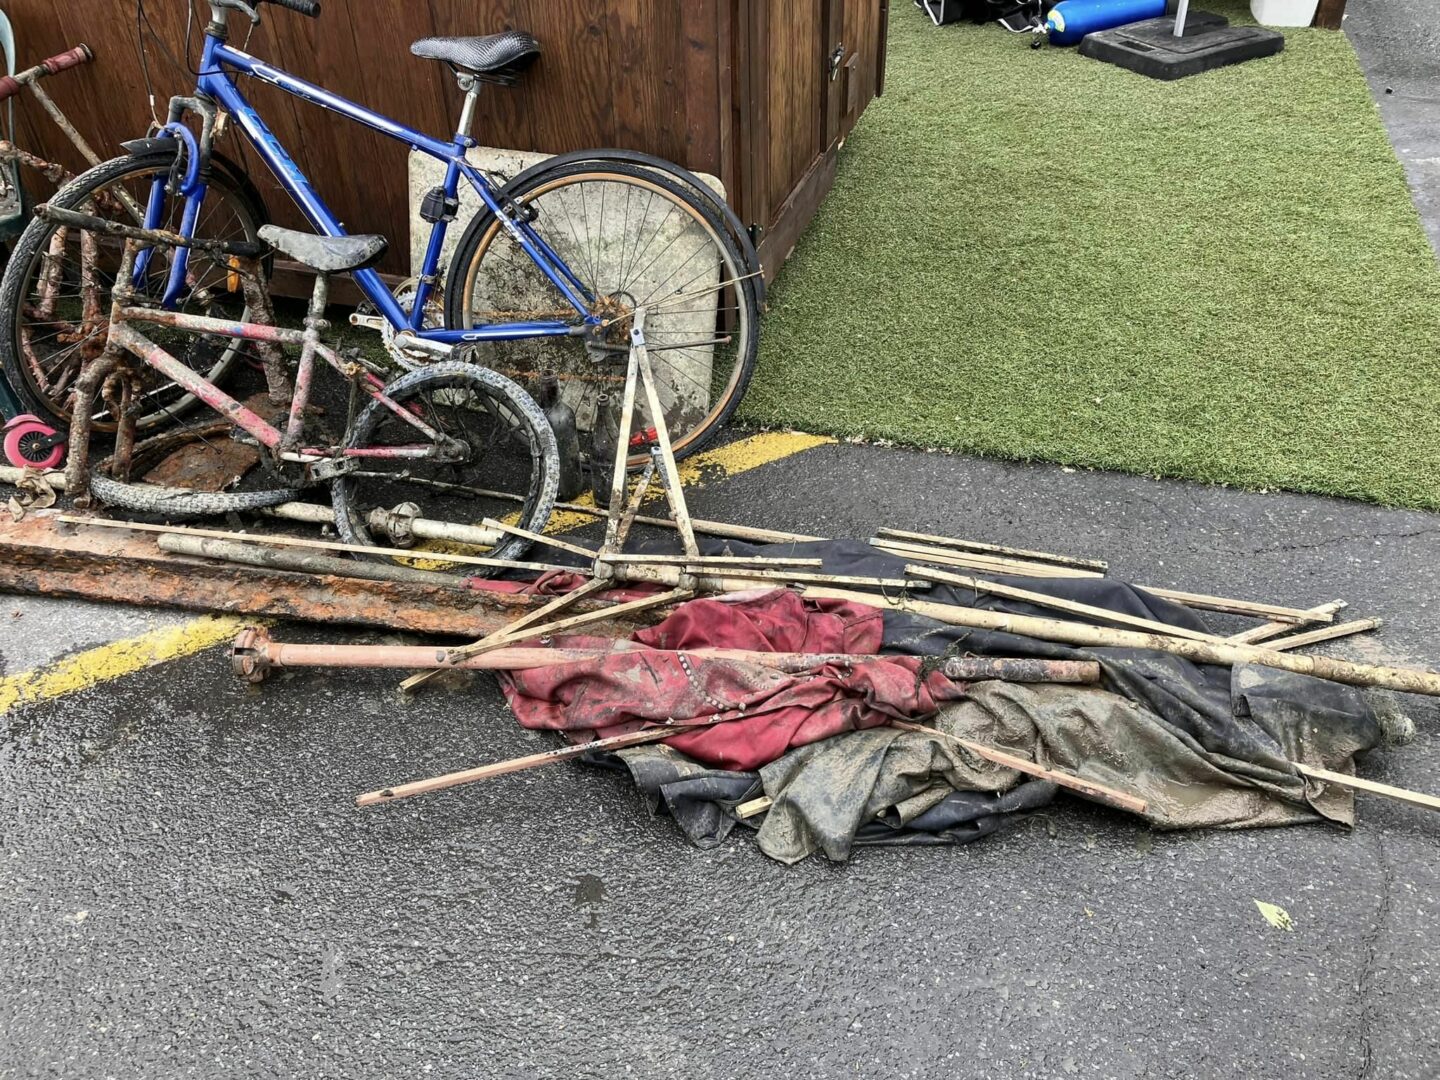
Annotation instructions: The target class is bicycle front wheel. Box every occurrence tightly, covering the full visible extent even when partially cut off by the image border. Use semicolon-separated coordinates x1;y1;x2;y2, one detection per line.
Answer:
444;161;760;467
331;359;559;571
0;148;268;433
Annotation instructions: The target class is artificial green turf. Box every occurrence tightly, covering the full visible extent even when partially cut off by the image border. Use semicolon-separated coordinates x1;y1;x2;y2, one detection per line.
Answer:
743;3;1440;509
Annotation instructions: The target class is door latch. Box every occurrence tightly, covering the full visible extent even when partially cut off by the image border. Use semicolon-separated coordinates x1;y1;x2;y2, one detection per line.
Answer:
829;43;846;81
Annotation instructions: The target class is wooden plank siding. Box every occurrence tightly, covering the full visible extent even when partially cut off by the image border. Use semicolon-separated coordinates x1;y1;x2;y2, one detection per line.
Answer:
2;1;887;280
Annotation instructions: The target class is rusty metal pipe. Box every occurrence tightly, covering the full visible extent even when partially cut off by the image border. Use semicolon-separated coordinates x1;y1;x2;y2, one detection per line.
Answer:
259;501;503;548
228;626;1102;685
158;533;461;586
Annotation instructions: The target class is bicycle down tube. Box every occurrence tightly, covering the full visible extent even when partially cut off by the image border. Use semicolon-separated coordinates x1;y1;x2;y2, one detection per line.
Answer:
143;31;597;344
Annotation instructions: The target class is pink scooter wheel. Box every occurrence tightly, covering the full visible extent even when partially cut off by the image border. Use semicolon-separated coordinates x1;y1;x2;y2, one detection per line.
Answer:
3;414;65;470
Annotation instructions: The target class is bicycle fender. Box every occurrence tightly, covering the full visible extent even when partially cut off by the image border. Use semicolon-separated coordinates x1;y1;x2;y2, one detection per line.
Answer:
120;137;175;155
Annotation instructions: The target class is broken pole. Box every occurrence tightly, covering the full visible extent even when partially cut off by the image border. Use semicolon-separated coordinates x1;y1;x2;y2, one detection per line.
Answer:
803;587;1440;699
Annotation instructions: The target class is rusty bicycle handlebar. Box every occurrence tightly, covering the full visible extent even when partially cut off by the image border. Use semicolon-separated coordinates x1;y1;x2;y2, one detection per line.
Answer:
0;44;93;103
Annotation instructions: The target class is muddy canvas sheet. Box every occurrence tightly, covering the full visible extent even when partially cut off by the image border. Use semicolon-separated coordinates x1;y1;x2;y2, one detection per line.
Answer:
497;541;1388;863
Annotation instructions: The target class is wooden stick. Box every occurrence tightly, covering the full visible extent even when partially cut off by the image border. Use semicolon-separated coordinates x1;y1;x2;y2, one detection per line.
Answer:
870;538;1099;579
802;587;1440;698
356;725;689;806
889;720;1148;814
603;560;922;592
875;527;1108;572
1264;618;1382;654
550;500;824;546
58;515;585;576
635;327;699;556
595;553;824;568
736;795;774;819
1131;586;1318;624
480;517;596;559
1226;600;1347;645
612;460;654;550
877;537;1318;623
735;721;1148;818
602;328;643;553
1295;762;1440;814
908;565;1227;644
398;577;615;693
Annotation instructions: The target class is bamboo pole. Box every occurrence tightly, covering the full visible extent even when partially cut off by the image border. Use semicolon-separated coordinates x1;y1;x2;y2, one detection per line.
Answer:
908;565;1227;644
1226;600;1347;645
802;587;1440;698
879;537;1321;623
550;498;824;545
594;553;824;568
1264;618;1382;654
480;517;596;559
1132;586;1318;624
875;527;1108;572
736;719;1148;818
356;725;687;806
870;538;1098;579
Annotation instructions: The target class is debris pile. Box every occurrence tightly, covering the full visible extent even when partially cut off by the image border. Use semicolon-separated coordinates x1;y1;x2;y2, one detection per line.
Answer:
2;317;1436;864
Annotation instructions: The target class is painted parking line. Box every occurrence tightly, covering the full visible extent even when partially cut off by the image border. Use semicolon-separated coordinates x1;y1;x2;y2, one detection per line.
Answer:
0;615;249;717
0;430;836;714
541;429;835;535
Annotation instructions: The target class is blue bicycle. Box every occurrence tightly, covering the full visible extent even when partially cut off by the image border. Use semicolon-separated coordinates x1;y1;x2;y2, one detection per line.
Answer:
0;0;761;477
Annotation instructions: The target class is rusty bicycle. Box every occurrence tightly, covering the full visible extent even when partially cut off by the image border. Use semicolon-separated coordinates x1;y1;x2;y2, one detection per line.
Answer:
48;204;559;565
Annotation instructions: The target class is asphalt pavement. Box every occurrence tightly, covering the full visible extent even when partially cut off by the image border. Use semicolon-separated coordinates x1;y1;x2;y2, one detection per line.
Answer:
5;4;1440;1078
3;437;1439;1080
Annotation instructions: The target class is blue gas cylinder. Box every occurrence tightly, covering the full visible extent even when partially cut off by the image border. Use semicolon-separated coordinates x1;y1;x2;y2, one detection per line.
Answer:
1045;0;1167;46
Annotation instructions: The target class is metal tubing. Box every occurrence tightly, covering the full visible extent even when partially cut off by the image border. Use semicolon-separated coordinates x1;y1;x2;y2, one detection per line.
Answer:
110;321;285;449
159;533;461;586
229;627;1104;683
259;501;504;548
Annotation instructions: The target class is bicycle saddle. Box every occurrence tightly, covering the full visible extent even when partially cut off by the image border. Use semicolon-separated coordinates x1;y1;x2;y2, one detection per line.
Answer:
409;30;540;85
258;225;388;273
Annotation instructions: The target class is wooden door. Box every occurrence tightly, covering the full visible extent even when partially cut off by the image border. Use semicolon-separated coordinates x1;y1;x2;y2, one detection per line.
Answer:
738;0;887;278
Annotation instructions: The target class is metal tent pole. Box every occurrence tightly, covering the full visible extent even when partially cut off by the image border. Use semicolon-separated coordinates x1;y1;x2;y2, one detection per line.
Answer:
1174;0;1190;36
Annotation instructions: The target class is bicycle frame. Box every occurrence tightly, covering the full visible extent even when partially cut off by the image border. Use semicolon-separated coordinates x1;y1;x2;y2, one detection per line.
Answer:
147;28;599;346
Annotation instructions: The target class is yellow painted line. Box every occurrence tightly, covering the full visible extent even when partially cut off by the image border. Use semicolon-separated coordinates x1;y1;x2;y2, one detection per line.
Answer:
542;429;835;535
0;615;248;716
678;429;835;485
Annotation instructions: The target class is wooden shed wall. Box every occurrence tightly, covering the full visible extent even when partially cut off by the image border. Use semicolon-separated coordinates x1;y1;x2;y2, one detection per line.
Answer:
3;2;887;279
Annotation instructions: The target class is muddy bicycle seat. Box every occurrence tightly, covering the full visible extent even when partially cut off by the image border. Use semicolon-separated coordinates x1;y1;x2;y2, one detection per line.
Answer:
258;225;388;273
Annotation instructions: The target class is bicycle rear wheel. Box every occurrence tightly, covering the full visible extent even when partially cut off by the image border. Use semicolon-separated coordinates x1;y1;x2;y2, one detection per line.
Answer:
331;358;559;570
444;161;760;468
0;148;268;432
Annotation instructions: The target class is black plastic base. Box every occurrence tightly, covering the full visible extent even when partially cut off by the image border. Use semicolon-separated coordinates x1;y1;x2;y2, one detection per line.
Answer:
1079;12;1285;81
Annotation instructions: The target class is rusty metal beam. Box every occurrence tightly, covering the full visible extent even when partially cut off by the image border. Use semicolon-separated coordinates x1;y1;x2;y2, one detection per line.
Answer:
0;513;657;638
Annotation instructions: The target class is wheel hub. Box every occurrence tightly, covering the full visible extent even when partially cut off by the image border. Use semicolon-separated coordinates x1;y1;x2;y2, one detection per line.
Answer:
591;292;636;347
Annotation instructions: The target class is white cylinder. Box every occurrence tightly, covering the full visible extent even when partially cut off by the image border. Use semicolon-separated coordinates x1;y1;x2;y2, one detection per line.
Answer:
1249;0;1320;27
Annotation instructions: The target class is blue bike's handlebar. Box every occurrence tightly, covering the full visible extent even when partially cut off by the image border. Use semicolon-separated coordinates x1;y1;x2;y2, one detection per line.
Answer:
212;0;319;23
264;0;321;18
